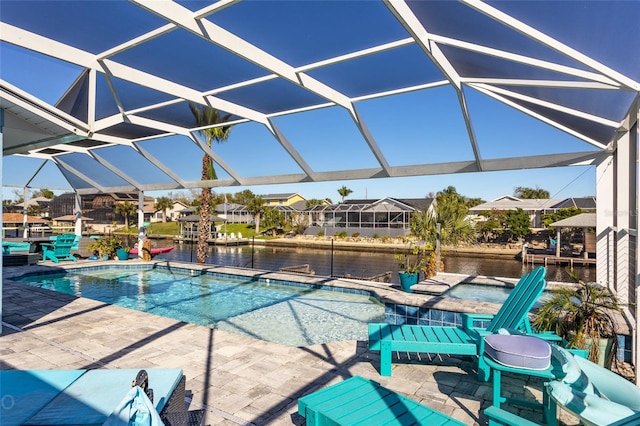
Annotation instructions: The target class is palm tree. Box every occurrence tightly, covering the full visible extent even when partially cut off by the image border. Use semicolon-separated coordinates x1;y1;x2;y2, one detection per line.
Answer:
410;188;475;245
115;201;137;228
338;186;353;202
246;195;265;234
514;186;550;199
189;102;234;263
154;196;174;223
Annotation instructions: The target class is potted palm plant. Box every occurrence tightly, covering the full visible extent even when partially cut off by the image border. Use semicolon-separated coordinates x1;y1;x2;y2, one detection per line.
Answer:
395;245;428;292
88;235;125;260
532;277;622;368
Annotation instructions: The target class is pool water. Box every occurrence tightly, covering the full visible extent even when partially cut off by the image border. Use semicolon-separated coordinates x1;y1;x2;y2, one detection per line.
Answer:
19;269;384;347
443;283;551;305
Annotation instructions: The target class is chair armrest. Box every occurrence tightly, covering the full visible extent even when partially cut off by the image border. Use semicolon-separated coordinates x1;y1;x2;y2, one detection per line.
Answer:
462;313;494;330
530;331;563;342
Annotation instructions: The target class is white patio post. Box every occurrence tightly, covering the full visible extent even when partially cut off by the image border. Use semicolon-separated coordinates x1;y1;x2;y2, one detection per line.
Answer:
598;107;640;384
22;187;29;239
74;192;82;236
596;154;615;287
137;191;145;259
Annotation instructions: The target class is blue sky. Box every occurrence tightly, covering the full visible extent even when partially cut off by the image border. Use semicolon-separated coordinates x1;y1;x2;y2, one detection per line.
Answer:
0;41;597;203
1;1;601;205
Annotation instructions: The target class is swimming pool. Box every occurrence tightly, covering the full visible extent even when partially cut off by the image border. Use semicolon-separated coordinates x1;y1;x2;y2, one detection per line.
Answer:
442;283;551;305
18;267;384;347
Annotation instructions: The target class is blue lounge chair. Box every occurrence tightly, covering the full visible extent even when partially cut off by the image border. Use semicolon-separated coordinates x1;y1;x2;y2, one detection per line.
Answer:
0;368;202;426
298;375;466;425
2;241;33;253
368;266;551;380
41;233;77;263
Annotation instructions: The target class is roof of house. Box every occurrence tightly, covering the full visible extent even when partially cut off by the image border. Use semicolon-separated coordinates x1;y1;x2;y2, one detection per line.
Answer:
14;196;53;208
262;193;301;200
550;213;596;228
469;198;564;212
2;212;50;224
551;197;597;210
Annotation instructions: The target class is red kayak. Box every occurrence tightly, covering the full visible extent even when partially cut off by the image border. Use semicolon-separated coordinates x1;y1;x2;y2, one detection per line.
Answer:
129;246;174;255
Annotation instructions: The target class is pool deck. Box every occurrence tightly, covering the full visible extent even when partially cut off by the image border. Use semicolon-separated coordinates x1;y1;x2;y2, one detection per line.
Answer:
1;260;582;425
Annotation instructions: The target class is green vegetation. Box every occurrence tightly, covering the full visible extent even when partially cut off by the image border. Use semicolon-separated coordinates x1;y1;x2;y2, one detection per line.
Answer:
542;207;584;229
503;208;531;241
216;223;260;238
477;208;531;242
533;274;621;365
115;201;136;228
288;212;308;235
189;102;234;264
261;207;286;236
246;193;265;234
338;185;353;202
410;186;475;245
146;222;179;235
305;198;330;208
514;186;550;199
154;196;173;223
88;234;126;258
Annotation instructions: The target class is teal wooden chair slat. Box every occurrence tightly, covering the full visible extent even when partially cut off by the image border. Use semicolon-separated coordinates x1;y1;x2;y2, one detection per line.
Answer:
41;234;77;263
298;376;466;426
368;266;548;380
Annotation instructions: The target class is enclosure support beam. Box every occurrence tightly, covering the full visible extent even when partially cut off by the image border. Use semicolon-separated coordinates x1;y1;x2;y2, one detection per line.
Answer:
597;105;640;384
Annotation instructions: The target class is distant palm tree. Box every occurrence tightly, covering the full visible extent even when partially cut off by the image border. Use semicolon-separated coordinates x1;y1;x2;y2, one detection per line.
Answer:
115;201;137;228
246;195;265;234
514;186;550;199
189;102;233;263
410;188;475;245
154;196;173;223
338;186;353;202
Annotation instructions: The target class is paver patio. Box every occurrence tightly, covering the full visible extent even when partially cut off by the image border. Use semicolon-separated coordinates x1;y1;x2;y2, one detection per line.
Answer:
1;262;581;425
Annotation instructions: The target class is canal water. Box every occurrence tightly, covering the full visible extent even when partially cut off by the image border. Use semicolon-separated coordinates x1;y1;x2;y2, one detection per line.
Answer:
143;238;594;284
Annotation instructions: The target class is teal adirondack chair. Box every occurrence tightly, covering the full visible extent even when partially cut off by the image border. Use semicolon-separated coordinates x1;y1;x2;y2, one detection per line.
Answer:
41;234;77;263
369;266;551;380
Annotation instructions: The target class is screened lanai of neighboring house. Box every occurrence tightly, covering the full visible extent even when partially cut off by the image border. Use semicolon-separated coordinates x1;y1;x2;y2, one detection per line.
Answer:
1;1;639;381
305;198;431;236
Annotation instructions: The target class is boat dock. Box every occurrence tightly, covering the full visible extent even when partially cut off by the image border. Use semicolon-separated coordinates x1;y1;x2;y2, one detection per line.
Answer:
175;235;249;246
522;253;595;267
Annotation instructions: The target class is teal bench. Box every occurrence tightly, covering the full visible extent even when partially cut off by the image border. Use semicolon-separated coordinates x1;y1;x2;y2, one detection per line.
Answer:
298;375;466;425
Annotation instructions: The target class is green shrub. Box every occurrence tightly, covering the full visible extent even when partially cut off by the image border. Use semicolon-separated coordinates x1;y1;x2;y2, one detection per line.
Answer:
317;230;325;237
335;231;348;238
373;233;380;239
381;235;391;243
